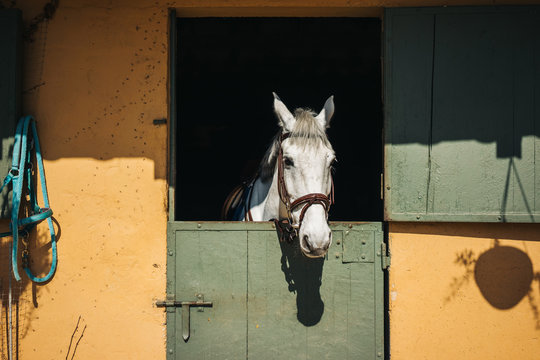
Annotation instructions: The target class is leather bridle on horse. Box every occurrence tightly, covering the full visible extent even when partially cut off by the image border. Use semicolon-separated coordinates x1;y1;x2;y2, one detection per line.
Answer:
273;133;334;243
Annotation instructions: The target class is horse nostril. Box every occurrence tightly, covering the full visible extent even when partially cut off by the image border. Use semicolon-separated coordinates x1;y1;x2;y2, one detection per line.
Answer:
303;235;311;250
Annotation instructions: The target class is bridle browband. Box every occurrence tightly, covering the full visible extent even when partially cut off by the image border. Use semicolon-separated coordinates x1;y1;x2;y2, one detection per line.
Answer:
274;133;334;243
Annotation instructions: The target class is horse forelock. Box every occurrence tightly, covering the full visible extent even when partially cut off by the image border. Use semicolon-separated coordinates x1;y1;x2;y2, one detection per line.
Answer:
291;108;331;148
259;108;332;182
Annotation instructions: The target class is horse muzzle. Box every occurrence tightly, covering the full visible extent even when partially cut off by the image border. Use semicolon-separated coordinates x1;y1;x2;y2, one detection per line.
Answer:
299;229;332;258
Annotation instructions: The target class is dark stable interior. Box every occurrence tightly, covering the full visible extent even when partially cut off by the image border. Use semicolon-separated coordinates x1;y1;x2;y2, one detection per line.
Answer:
176;18;382;221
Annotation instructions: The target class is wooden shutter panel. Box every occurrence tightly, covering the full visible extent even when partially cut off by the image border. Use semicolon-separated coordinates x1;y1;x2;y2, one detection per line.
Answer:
384;7;540;222
0;9;22;219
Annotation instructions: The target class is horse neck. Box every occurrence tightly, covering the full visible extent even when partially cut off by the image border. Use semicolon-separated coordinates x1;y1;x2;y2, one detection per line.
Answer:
249;168;281;221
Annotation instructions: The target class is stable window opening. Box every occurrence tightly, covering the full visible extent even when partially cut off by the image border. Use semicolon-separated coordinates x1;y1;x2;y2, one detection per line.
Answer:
175;17;382;222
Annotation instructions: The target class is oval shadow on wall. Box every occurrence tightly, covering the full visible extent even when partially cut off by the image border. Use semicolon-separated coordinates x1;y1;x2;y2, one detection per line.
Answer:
474;246;533;309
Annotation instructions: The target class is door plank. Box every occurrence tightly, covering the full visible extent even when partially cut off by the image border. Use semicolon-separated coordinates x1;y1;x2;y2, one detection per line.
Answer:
175;230;248;359
384;12;435;218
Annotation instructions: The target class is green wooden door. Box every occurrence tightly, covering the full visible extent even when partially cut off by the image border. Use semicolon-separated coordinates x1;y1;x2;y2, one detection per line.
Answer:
165;222;386;359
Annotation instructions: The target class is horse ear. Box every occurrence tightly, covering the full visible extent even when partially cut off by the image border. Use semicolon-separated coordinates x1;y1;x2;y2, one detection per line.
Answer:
273;92;295;132
315;95;334;129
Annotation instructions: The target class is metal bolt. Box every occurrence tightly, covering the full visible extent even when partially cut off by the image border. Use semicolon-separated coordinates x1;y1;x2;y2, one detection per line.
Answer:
377;352;382;357
168;250;173;256
336;240;341;245
197;294;203;299
197;223;202;228
362;240;366;245
386;186;390;190
348;224;353;229
377;252;381;256
416;215;420;220
335;252;340;258
345;230;349;236
169;349;173;354
361;254;366;259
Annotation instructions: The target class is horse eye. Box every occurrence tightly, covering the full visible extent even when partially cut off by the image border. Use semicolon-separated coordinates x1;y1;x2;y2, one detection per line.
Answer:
284;157;294;167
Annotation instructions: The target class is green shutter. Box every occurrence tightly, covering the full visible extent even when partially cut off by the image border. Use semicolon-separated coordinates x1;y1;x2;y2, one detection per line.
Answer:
384;6;540;222
0;9;22;219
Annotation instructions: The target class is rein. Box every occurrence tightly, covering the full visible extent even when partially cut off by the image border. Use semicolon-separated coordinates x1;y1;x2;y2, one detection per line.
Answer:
0;116;57;283
274;133;334;243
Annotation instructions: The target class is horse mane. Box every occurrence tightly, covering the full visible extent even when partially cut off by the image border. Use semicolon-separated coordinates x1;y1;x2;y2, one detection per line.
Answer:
259;108;332;182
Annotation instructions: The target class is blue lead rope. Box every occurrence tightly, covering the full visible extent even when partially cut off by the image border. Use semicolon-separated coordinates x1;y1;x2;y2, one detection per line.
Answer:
0;116;57;283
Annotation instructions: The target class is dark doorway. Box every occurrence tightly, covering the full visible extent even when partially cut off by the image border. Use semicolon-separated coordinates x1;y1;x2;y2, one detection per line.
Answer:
175;17;382;221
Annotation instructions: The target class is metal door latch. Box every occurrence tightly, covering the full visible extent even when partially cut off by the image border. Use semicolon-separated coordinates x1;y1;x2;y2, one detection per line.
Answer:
156;294;213;341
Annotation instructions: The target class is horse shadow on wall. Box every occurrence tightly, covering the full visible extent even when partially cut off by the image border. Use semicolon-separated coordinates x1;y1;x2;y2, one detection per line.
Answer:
446;239;540;329
278;238;325;327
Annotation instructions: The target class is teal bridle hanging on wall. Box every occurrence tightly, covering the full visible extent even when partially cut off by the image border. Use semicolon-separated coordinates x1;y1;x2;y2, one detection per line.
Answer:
0;115;57;283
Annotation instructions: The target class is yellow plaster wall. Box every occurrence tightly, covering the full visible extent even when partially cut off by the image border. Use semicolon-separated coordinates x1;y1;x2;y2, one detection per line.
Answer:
3;1;171;359
389;223;540;360
0;0;538;359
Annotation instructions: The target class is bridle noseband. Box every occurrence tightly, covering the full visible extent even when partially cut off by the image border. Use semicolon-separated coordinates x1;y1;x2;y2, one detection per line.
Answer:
274;133;334;243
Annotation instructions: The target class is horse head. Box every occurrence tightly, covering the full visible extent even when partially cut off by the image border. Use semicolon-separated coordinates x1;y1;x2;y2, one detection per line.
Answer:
272;93;335;258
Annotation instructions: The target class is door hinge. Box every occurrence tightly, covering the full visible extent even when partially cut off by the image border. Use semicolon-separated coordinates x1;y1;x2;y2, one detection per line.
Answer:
380;242;391;270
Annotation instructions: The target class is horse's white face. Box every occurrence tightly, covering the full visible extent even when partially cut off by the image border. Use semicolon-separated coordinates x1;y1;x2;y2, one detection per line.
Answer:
274;93;335;258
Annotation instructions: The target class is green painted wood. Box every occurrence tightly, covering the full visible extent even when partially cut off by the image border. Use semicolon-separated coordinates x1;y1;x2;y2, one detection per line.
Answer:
430;11;532;217
166;222;385;360
0;9;22;219
174;229;248;359
383;10;434;218
166;224;177;359
342;230;375;263
385;6;540;222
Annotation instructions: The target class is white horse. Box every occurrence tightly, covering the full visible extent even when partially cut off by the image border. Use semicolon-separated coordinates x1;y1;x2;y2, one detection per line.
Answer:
225;93;336;258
